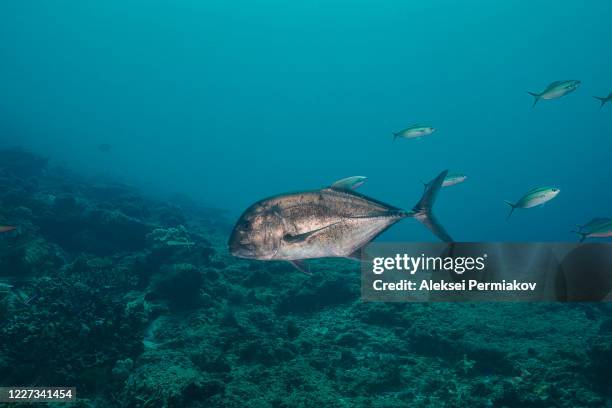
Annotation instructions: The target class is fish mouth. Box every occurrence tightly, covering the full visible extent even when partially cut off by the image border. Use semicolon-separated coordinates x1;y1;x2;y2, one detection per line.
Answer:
228;227;252;258
228;238;255;259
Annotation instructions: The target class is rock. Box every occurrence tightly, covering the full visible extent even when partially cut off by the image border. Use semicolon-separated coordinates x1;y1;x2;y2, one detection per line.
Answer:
112;358;134;381
149;263;203;309
0;149;48;178
85;209;149;252
0;237;65;276
276;269;359;314
122;350;218;405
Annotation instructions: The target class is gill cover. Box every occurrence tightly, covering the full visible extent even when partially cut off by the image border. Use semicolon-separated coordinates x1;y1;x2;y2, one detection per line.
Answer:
229;204;285;259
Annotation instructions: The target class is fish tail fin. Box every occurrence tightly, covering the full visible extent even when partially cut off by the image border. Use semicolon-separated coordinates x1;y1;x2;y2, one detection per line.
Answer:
504;200;516;220
392;132;399;142
570;228;588;242
594;96;607;108
528;92;540;107
410;170;453;242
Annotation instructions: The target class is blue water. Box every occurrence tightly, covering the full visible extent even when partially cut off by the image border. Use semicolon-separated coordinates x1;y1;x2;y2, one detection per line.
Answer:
1;0;611;243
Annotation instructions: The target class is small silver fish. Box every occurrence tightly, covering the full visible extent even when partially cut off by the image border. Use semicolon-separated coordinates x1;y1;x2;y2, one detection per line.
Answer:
331;176;367;191
575;217;611;234
422;173;467;189
393;125;435;141
442;173;467;187
593;92;612;109
528;80;580;107
574;219;612;242
504;187;560;219
229;170;453;273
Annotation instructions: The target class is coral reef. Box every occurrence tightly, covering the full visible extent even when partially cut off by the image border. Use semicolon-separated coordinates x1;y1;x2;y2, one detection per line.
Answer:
0;149;610;408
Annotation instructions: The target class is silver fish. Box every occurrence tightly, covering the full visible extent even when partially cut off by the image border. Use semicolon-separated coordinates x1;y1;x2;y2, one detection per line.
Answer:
574;219;612;242
593;92;612;109
575;217;611;234
442;174;467;187
528;80;580;107
424;173;467;189
331;176;367;191
229;170;453;272
393;125;435;141
504;186;560;219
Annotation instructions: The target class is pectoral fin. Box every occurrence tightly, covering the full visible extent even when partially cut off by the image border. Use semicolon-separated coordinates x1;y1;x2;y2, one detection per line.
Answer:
283;222;339;243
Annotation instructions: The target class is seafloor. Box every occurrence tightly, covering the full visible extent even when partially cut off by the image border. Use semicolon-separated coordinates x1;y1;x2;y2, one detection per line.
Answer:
0;149;610;408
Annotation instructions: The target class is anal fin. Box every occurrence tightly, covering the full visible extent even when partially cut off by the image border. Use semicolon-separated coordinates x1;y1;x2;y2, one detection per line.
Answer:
288;260;311;275
345;249;362;261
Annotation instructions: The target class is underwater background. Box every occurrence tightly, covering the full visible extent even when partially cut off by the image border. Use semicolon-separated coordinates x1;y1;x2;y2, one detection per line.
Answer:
0;1;611;407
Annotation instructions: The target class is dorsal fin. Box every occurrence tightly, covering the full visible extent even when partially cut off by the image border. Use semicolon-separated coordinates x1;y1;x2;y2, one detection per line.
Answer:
288;260;311;275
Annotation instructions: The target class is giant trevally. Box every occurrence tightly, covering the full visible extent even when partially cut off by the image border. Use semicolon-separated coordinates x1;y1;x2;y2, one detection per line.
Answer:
528;80;581;107
593;92;612;109
229;170;453;273
573;219;612;242
393;125;435;141
504;187;560;219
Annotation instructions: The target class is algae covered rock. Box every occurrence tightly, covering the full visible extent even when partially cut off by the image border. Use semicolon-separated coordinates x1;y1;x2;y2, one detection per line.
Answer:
122;350;224;406
146;225;193;248
275;264;359;314
0;274;146;391
111;358;134;381
0;237;65;276
84;208;150;252
148;263;204;309
0;149;48;178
